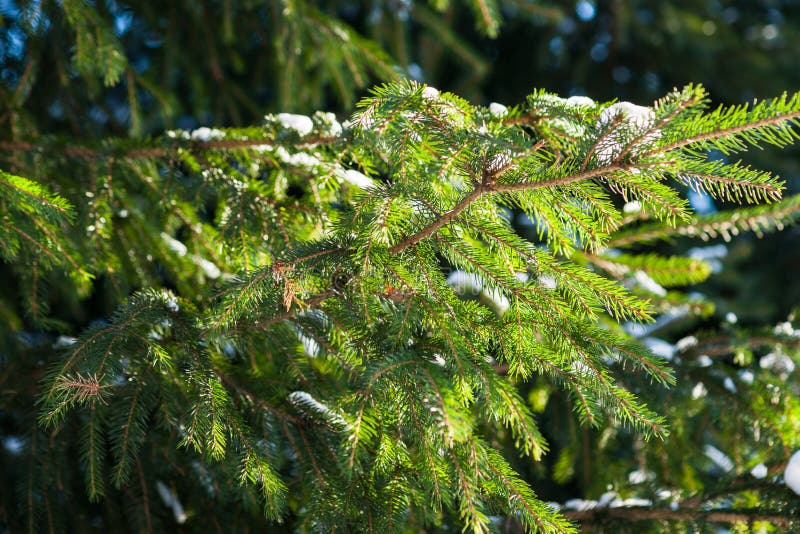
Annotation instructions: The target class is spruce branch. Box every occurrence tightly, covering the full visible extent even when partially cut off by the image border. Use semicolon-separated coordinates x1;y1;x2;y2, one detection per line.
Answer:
564;505;798;528
0;136;342;160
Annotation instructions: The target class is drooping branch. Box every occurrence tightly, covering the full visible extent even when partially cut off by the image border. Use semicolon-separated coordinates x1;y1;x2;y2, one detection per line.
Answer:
0;136;342;160
564;505;798;528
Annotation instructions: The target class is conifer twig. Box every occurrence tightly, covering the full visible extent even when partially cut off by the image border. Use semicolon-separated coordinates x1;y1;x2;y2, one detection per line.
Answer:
564;506;797;527
0;137;342;160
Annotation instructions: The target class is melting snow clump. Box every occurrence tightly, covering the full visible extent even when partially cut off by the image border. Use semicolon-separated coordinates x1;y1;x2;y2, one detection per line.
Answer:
489;102;508;118
628;468;655;485
785;451;800;495
751;463;768;479
156;481;188;524
563;499;598;511
595;102;659;163
623;200;642;214
161;232;188;257
696;355;713;367
3;436;25;455
339;169;376;190
704;444;734;473
738;369;755;384
675;336;698;352
633;270;667;297
760;349;795;377
276;113;314;136
691;382;707;399
190;127;224;141
565;95;595;108
643;337;675;360
421;86;440;99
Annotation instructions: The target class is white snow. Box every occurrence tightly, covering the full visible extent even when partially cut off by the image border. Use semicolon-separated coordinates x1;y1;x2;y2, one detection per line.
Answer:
723;376;737;393
446;270;510;314
288;391;347;427
784;451;800;495
339;169;376;190
565;96;596;108
675;336;698;352
161;232;188;257
274;146;325;170
486;152;513;174
622;200;642;214
421;86;440;100
696;355;713;367
643;337;675;361
597;491;619;507
53;336;77;349
598;102;655;131
751;463;768;479
445;271;480;292
190;127;224;141
314;111;343;137
691;382;707;399
634;270;667;297
156;481;188;524
655;489;673;501
165;296;180;313
550;117;585;137
595;102;659;163
3;436;25;455
687;244;728;261
774;321;798;337
704;444;734;473
738;369;755;384
539;275;557;290
563;499;598;511
276;113;314;136
191;255;221;279
298;333;320;357
628;469;655;485
613;498;652;508
760;350;796;376
489;102;508;118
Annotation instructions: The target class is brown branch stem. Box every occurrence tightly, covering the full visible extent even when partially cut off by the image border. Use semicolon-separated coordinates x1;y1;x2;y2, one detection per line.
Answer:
0;136;341;160
565;506;797;527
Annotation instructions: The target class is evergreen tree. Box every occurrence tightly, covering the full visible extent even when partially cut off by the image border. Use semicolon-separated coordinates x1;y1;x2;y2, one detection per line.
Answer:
2;1;800;532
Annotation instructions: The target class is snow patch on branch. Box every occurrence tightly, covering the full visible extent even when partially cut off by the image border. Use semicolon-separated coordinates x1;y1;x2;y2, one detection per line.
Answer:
489;102;508;118
704;444;734;473
633;270;667;297
190;127;225;141
338;168;376;190
289;391;347;427
156;481;187;524
446;270;510;314
161;232;188;257
751;463;768;479
628;468;655;485
276;113;314;136
643;338;675;360
595;102;659;164
421;86;440;100
785;451;800;495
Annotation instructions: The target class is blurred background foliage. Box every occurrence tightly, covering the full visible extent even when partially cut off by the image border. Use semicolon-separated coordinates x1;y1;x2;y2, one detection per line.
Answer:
2;0;800;530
